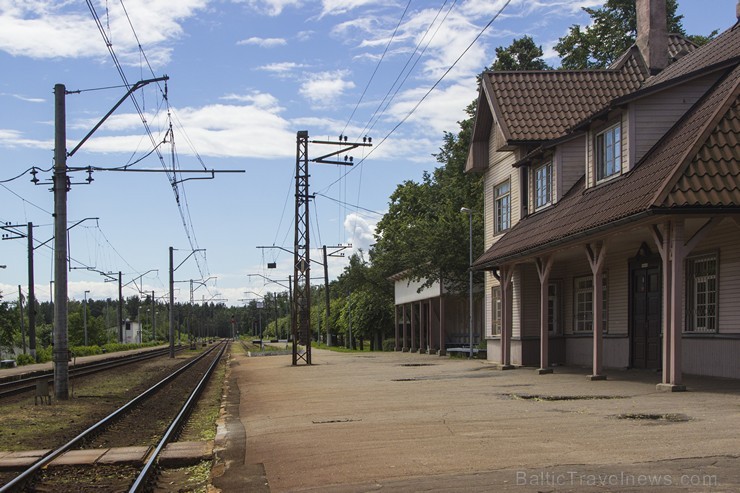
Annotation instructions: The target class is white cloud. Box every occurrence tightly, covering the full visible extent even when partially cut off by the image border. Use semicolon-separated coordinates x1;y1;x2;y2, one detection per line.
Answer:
0;0;208;65
237;36;287;48
235;0;302;16
0;129;51;149
320;0;384;17
344;213;376;253
2;93;46;103
65;92;296;159
257;61;307;74
299;70;356;107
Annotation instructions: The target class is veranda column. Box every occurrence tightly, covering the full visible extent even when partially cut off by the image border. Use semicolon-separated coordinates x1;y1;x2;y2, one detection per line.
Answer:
394;305;400;351
419;301;426;353
499;265;514;369
667;220;686;390
651;222;672;384
402;304;409;352
438;295;447;356
410;303;417;352
536;256;554;375
585;242;607;380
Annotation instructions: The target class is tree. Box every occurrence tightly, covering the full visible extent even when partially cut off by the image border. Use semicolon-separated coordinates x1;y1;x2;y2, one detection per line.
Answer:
491;36;550;71
372;101;483;294
555;0;686;69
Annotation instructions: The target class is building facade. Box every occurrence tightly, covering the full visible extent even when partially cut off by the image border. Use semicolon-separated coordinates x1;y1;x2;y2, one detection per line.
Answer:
466;0;740;389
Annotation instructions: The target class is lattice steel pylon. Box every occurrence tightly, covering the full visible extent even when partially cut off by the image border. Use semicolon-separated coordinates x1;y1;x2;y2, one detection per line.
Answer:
293;131;311;365
292;130;372;365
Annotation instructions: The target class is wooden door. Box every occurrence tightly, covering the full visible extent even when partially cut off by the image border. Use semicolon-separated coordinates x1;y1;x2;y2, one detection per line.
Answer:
631;264;662;369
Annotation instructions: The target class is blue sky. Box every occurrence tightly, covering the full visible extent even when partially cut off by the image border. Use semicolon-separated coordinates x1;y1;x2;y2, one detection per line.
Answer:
0;0;736;307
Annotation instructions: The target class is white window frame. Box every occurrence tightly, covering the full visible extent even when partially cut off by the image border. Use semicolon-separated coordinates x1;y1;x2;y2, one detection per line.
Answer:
491;286;502;336
494;180;511;234
534;161;552;210
574;274;608;333
686;253;718;333
595;123;621;182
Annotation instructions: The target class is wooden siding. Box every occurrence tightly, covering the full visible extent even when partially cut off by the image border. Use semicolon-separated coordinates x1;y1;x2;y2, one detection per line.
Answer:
557;135;586;197
484;271;499;338
683;338;740;378
630;72;721;169
688;219;740;334
484;146;518;250
512;267;522;338
518;263;541;338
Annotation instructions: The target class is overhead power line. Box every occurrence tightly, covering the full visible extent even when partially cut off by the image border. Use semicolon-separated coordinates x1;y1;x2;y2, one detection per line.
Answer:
319;0;512;196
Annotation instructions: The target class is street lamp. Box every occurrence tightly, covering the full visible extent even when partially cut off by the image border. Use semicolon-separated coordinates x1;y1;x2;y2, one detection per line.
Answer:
83;290;90;346
461;207;474;359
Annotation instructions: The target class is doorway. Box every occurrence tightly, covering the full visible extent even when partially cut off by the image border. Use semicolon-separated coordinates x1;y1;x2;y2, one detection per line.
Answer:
630;256;662;369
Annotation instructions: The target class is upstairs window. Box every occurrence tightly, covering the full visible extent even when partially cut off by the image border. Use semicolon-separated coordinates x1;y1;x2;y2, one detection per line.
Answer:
534;161;552;210
494;180;511;233
596;123;621;181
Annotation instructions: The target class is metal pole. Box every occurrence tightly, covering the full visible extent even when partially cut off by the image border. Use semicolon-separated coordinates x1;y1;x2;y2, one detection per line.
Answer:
468;210;473;359
118;271;123;343
18;286;26;354
83;290;89;346
169;247;175;358
151;290;155;341
27;222;36;360
323;245;331;346
53;83;69;400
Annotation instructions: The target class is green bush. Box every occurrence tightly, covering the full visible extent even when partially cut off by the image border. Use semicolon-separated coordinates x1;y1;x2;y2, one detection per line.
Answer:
15;353;36;366
70;345;103;357
382;338;396;352
36;346;52;363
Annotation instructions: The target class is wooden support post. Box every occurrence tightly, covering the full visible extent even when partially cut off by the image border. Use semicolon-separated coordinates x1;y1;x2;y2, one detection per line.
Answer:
402;304;408;352
410;303;417;352
394;305;400;351
500;266;515;369
585;242;607;381
536;256;554;374
438;295;446;356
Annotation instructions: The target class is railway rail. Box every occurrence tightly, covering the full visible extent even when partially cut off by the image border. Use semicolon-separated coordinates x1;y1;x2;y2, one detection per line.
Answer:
0;340;227;492
0;345;184;400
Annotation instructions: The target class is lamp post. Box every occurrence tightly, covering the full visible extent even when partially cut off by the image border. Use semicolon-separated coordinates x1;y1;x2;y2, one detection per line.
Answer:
83;290;90;346
461;207;474;359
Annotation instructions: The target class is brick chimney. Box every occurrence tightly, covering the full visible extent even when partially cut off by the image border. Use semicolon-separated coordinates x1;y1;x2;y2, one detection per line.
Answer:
636;0;668;74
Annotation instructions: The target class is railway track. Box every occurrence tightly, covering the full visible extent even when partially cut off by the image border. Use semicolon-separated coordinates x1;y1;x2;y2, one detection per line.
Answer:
0;346;184;400
0;340;227;492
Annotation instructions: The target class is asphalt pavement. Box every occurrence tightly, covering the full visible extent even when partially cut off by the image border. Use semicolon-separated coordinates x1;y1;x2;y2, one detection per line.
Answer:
211;346;740;493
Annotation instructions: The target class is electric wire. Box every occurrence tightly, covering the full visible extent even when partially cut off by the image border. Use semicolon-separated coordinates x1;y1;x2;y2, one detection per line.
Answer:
86;0;208;278
339;0;412;138
318;0;512;196
360;0;455;139
314;194;382;216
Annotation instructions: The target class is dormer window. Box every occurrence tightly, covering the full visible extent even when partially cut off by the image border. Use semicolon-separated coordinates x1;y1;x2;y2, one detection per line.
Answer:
596;123;621;181
533;161;552;210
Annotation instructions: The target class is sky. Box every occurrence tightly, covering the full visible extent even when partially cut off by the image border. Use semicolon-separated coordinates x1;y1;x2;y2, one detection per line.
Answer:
0;0;736;309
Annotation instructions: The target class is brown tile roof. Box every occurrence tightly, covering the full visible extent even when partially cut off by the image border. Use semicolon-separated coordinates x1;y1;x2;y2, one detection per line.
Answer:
664;96;740;206
643;25;740;89
473;64;740;270
485;53;646;143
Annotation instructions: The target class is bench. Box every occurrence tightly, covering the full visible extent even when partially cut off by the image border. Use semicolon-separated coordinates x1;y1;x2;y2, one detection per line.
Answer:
0;359;16;369
446;348;486;358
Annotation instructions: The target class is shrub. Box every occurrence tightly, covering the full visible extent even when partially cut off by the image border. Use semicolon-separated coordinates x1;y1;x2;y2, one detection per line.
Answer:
70;345;103;357
382;338;396;352
15;353;35;366
36;346;52;363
